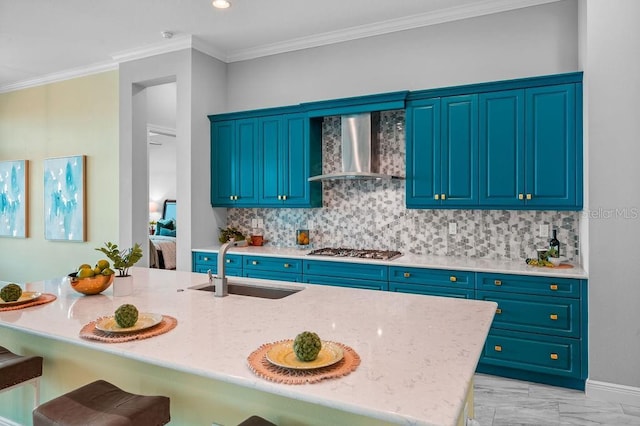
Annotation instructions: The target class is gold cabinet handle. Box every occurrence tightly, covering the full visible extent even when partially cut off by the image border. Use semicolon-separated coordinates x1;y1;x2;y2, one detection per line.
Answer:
550;314;558;320
282;195;287;201
550;353;558;360
441;193;446;200
403;272;411;278
434;194;440;200
494;345;502;352
252;261;258;265
277;195;282;200
494;280;502;286
284;263;290;268
203;257;209;261
496;308;502;314
526;194;532;200
229;196;234;200
449;276;457;282
550;284;558;291
226;259;231;263
518;193;524;200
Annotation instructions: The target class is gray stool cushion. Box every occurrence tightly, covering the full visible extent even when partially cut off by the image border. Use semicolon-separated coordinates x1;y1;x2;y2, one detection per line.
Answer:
0;345;43;390
238;415;276;426
33;379;170;426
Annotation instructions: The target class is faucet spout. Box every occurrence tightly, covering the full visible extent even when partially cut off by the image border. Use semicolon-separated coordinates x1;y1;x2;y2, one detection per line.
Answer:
214;237;244;297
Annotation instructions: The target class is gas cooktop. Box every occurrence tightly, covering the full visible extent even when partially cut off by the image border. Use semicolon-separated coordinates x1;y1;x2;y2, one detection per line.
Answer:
307;247;402;261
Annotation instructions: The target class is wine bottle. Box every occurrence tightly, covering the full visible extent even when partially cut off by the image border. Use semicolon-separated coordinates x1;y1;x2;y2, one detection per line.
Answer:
549;229;560;258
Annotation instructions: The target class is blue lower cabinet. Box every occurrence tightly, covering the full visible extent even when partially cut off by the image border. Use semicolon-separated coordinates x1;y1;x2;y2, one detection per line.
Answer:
303;275;388;291
244;270;302;282
303;260;388;290
192;251;242;276
389;266;474;298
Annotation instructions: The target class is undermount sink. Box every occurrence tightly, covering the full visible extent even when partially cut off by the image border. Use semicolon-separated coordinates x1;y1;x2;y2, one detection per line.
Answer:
189;282;301;299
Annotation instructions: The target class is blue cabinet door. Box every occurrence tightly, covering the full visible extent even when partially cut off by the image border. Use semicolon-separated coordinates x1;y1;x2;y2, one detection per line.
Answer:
479;90;525;206
441;95;478;205
406;98;441;207
210;120;236;206
210;119;258;207
525;84;577;208
258;116;282;205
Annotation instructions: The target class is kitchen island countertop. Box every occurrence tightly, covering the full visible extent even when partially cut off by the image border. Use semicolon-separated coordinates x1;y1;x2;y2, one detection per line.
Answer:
1;268;496;426
194;245;588;279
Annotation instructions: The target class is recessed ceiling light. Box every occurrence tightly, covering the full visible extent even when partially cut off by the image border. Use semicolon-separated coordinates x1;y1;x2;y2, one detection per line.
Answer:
212;0;230;9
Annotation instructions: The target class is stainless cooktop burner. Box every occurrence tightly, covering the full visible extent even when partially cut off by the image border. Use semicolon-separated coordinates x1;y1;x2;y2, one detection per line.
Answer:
307;247;402;261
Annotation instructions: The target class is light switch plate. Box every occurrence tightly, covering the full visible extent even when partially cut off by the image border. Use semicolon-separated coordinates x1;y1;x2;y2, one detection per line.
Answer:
257;218;264;228
539;224;549;238
448;222;457;235
251;219;258;228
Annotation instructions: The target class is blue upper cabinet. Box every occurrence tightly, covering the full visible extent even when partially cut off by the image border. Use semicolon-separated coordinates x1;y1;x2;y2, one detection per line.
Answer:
525;84;579;209
259;113;322;207
409;72;583;210
479;83;581;209
210;119;259;206
479;89;526;206
406;95;478;207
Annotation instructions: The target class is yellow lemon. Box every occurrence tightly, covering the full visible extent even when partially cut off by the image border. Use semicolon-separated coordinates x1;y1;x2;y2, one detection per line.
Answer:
96;259;110;271
78;263;92;271
77;268;95;278
101;267;115;276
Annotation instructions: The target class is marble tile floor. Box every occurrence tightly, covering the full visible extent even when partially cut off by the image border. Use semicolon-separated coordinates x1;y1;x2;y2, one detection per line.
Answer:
473;374;640;426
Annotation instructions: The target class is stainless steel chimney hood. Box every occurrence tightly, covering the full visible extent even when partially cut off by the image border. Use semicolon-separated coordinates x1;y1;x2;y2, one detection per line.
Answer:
308;112;403;181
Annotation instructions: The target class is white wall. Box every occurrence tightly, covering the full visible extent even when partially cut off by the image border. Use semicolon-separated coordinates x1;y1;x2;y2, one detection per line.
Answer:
585;0;640;392
227;1;578;111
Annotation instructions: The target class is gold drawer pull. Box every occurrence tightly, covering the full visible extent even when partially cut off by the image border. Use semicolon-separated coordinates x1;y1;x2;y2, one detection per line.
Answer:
252;261;258;265
550;314;558;320
550;353;558;360
518;193;524;200
494;345;502;352
441;193;446;200
526;194;532;200
449;276;457;282
284;263;290;268
434;194;440;200
226;259;231;263
203;257;209;261
494;280;502;286
403;272;411;278
550;284;558;291
496;308;502;314
282;195;287;201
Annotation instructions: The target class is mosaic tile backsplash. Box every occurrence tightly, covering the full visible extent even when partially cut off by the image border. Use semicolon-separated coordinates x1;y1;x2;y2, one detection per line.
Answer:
228;111;581;262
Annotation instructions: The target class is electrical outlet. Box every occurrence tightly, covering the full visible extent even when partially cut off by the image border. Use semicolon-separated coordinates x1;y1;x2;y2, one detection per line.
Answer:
539;224;549;238
448;222;457;235
251;219;258;228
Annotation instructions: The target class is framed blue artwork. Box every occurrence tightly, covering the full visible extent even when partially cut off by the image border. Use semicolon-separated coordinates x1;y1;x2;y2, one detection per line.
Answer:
0;160;29;238
44;155;86;241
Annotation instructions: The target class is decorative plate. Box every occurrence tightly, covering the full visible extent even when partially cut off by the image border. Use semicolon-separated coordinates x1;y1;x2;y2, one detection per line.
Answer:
95;313;163;333
0;291;42;306
266;340;344;370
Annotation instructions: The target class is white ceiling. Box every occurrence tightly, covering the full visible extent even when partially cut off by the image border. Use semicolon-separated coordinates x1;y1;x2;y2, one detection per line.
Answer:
0;0;560;92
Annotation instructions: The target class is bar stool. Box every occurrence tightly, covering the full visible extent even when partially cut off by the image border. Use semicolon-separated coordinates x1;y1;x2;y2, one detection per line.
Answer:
237;415;276;426
0;345;43;409
33;379;170;426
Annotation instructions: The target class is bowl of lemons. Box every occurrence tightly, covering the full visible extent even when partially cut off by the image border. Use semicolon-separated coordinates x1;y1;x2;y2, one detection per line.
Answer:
69;259;115;295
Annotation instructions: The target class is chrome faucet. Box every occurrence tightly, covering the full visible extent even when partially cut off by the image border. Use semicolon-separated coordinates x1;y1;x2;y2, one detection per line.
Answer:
211;238;243;297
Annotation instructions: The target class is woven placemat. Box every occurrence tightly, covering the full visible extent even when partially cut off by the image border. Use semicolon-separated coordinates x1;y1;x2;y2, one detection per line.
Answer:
79;315;177;343
247;340;360;385
0;293;57;312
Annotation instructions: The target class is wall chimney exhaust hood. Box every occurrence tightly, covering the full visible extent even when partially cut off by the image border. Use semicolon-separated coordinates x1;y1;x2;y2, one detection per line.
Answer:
308;112;404;182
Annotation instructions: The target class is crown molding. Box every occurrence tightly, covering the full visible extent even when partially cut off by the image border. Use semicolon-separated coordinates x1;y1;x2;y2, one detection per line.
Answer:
0;61;117;94
226;0;561;62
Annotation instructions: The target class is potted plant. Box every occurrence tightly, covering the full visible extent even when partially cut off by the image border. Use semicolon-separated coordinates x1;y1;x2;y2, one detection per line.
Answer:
95;242;143;296
95;242;143;277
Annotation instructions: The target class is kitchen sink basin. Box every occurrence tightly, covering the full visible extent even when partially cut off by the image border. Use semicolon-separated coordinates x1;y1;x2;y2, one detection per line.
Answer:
189;282;301;299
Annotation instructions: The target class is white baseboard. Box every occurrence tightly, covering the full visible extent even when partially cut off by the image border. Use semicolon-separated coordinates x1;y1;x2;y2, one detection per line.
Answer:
586;379;640;407
0;416;22;426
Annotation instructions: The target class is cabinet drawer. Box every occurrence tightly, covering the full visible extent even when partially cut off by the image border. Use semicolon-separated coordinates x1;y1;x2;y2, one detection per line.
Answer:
390;282;473;299
482;330;582;379
389;267;474;289
303;260;388;282
478;291;580;338
194;265;242;276
243;270;302;283
303;275;388;291
193;252;243;273
477;273;581;298
244;256;302;273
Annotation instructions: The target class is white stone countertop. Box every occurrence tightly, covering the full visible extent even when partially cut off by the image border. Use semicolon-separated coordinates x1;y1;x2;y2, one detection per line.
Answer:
1;268;497;426
194;245;588;279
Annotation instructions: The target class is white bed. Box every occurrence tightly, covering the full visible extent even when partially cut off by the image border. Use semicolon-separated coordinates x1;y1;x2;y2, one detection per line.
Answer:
149;199;177;270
